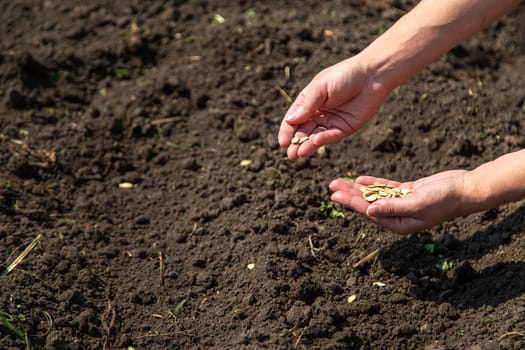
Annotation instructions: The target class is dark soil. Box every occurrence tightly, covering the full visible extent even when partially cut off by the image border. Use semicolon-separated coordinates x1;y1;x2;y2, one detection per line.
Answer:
1;1;525;349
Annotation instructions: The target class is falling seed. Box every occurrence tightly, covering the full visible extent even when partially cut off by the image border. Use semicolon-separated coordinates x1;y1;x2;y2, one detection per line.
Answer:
119;182;135;189
247;263;255;270
240;159;252;167
372;281;386;287
298;136;309;144
291;137;300;144
347;294;357;303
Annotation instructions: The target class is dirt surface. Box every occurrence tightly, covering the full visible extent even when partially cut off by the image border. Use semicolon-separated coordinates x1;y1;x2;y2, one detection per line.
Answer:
1;1;525;349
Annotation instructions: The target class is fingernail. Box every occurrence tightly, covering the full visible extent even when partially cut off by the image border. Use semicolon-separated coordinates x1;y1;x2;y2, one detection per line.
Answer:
366;203;380;217
285;111;297;121
285;106;303;121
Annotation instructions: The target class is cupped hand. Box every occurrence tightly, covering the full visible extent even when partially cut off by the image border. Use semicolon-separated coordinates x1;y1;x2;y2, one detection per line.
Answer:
278;56;391;160
329;170;469;234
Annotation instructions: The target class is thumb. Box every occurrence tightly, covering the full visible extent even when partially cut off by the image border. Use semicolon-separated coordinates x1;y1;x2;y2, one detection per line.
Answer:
366;197;415;218
284;80;327;124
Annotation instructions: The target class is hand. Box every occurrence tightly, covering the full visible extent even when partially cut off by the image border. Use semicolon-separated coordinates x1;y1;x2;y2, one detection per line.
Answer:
329;170;469;234
278;56;391;160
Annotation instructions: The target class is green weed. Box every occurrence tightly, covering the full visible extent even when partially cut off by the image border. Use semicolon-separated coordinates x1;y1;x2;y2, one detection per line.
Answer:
319;201;345;218
0;310;29;348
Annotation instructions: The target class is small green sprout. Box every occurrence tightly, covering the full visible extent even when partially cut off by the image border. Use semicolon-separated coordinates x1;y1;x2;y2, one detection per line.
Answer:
0;310;29;348
52;231;64;240
320;201;345;219
293;56;306;64
458;329;465;336
339;177;355;182
116;68;130;79
424;243;435;254
419;93;429;103
57;218;76;225
436;259;454;271
173;299;187;315
165;141;186;150
99;88;108;96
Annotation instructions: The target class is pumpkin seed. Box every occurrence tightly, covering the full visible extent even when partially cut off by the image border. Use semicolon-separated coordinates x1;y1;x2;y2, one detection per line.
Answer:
359;182;412;202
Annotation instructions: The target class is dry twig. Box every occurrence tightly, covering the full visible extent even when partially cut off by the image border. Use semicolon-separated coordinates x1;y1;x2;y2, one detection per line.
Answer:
351;246;384;269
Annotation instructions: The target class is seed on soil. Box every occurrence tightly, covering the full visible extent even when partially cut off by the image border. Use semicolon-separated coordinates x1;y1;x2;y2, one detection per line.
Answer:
359;183;412;203
247;263;255;270
291;136;300;144
240;159;252;167
347;294;357;303
119;182;135;189
372;281;386;287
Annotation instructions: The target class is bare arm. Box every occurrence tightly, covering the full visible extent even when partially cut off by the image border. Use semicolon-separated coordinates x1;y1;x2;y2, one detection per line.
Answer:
279;0;521;160
361;0;522;92
462;149;525;214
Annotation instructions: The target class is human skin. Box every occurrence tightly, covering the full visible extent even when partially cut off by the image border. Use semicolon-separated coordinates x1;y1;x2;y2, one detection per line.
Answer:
278;0;523;234
330;149;525;234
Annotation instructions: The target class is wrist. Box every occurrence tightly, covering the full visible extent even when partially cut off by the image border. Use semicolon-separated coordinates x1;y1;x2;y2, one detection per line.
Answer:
459;169;491;216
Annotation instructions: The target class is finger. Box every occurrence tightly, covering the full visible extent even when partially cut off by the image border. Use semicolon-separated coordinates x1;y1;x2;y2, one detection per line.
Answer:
329;179;370;214
284;79;327;125
366;194;422;218
286;121;318;160
367;216;424;235
278;118;297;147
310;127;346;146
330;191;369;215
355;176;408;188
329;178;357;192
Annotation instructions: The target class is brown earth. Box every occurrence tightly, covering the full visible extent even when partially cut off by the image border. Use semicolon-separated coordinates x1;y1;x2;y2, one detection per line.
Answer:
1;1;525;349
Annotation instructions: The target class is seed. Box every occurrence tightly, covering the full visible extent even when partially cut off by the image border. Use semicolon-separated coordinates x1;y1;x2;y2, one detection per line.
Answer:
119;182;135;189
347;294;357;303
359;183;412;202
299;136;309;144
291;137;300;144
364;194;379;202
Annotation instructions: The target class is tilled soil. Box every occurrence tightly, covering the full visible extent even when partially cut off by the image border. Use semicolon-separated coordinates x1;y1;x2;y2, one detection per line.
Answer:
1;1;525;349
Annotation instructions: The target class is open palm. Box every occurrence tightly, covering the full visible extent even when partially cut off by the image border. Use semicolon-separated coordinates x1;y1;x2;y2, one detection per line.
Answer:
278;57;391;160
329;170;469;234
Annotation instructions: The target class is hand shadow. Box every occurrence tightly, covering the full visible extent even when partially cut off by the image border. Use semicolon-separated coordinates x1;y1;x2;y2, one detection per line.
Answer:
378;204;525;309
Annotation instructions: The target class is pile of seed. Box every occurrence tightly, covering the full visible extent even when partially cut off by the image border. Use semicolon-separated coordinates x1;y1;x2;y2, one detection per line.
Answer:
359;182;412;203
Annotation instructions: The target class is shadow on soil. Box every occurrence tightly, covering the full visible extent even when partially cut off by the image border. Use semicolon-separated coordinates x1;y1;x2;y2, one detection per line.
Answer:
379;204;525;309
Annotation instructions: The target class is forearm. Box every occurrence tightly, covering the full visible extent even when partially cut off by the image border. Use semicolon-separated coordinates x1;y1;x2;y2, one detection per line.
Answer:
462;149;525;213
360;0;521;92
